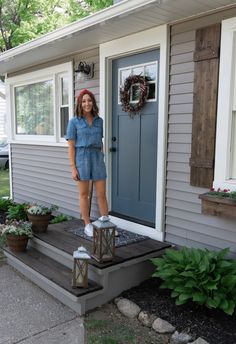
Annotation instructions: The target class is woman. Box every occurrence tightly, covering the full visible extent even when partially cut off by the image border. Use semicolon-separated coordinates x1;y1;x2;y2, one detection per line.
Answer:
66;89;109;236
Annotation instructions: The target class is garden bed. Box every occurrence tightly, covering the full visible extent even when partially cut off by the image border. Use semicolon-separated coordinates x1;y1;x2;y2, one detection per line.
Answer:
121;277;236;344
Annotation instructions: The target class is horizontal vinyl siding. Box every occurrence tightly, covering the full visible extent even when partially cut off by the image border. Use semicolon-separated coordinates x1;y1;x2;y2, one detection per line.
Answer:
166;9;236;257
11;47;101;220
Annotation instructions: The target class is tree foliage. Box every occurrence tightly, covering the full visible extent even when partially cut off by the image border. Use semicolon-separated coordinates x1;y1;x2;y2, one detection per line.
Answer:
0;0;113;52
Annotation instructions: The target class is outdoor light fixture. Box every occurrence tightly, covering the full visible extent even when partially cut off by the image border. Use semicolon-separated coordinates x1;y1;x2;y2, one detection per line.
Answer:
72;246;91;288
75;61;94;80
92;218;116;263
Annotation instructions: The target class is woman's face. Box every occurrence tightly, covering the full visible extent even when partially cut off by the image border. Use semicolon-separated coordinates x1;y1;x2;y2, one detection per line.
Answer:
81;94;93;115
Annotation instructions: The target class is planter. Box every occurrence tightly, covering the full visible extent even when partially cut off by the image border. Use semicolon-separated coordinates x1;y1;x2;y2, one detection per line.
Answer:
199;193;236;218
7;234;28;252
27;212;51;233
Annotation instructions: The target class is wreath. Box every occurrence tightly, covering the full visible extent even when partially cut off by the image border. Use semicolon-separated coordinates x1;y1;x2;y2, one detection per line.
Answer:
120;74;148;116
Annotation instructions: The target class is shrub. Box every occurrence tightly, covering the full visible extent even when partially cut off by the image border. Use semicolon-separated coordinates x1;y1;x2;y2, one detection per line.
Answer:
0;198;14;212
7;203;28;221
151;247;236;315
50;214;72;224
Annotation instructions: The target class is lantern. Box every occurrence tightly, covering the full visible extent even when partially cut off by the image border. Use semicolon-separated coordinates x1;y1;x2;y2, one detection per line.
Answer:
72;246;90;288
92;219;116;263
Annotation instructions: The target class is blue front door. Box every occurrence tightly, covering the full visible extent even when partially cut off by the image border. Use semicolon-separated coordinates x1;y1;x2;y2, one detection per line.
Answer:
111;49;159;226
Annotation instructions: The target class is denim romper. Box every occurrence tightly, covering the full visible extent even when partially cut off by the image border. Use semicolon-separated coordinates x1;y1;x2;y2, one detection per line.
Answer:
65;115;107;181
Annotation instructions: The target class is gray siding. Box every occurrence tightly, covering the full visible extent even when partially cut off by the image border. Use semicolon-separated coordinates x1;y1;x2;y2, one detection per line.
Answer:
166;8;236;256
12;48;100;220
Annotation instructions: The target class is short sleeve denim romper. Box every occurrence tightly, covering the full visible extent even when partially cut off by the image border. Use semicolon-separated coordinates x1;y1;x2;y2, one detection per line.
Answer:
65;115;107;181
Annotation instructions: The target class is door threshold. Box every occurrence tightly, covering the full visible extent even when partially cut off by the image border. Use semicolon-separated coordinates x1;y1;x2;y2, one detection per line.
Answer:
109;211;155;228
108;215;164;242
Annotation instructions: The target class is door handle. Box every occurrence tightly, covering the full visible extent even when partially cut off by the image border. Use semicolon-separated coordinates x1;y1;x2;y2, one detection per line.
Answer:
109;147;117;152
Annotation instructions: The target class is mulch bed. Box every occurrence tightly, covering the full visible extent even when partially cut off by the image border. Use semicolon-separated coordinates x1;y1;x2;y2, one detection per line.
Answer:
121;277;236;344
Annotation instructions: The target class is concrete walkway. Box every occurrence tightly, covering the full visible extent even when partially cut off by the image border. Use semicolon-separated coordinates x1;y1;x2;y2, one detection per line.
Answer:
0;260;85;344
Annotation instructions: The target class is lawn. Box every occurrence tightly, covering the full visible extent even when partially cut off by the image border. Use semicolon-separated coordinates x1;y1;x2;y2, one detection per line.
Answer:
0;168;10;198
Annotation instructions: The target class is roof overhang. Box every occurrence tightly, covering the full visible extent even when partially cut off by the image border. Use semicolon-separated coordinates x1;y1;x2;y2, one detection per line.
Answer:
1;0;236;75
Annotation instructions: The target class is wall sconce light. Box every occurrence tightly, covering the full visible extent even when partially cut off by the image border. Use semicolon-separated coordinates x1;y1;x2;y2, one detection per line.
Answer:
75;61;94;80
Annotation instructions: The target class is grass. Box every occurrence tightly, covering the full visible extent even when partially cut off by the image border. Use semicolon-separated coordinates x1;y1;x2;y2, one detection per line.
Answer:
0;168;10;198
86;316;135;344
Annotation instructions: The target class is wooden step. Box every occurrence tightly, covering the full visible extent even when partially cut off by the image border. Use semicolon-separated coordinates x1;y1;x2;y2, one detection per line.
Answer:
4;246;103;315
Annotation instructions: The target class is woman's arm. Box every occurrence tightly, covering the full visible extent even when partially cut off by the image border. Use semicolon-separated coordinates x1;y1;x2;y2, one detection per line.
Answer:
68;140;80;181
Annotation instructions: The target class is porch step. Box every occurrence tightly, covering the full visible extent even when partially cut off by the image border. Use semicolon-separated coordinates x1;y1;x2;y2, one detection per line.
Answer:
4;247;103;315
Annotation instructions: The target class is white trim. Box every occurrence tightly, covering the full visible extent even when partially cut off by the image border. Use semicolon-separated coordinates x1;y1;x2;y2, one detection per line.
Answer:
100;25;168;239
6;62;73;144
214;17;236;191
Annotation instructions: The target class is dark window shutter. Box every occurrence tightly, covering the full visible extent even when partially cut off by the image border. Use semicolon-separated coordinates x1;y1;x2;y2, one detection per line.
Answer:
190;24;221;188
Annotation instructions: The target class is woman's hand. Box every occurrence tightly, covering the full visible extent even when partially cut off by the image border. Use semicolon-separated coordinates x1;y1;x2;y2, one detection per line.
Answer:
71;166;80;181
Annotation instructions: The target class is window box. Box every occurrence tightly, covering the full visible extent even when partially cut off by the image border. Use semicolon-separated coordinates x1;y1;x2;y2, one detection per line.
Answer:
199;193;236;219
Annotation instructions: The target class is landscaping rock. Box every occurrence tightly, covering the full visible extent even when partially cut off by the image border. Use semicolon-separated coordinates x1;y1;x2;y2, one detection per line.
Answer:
170;331;192;344
191;338;210;344
152;318;176;334
116;298;141;318
138;311;155;327
114;297;123;305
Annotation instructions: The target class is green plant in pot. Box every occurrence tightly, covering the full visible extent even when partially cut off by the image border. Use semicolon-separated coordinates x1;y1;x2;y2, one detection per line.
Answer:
27;203;58;233
0;220;32;252
0;198;15;224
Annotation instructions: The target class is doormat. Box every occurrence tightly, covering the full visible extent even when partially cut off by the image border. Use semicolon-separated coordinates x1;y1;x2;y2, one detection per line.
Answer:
67;226;149;248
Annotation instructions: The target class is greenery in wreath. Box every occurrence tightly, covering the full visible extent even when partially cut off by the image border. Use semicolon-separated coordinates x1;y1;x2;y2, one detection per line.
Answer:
120;74;148;116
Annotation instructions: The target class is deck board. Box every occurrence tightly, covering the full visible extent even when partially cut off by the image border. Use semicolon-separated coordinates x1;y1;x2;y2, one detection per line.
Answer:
33;219;171;269
4;246;102;297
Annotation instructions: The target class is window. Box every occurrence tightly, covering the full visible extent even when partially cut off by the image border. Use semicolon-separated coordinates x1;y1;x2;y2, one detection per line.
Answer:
8;62;73;143
118;61;158;104
214;17;236;191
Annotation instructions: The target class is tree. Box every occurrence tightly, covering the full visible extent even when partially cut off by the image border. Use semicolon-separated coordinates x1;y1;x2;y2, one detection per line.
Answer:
0;0;113;52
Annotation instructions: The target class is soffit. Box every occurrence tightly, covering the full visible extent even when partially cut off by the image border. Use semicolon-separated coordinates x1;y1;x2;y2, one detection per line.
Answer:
0;0;236;75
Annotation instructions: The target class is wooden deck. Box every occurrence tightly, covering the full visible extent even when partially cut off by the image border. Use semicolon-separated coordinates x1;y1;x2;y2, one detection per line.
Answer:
33;219;170;269
4;219;171;314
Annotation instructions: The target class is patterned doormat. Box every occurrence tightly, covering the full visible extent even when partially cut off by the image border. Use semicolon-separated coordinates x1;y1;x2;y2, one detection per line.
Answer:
67;226;148;248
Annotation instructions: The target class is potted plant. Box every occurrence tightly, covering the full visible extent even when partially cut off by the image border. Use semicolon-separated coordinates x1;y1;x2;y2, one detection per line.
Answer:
27;203;58;233
199;188;236;218
0;220;32;252
0;198;14;224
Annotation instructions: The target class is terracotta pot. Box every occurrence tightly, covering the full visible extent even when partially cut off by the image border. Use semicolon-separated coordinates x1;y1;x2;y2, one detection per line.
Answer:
7;234;28;252
27;212;51;233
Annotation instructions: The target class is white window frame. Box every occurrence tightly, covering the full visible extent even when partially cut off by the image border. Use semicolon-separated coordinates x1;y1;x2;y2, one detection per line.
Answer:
214;17;236;191
6;62;73;145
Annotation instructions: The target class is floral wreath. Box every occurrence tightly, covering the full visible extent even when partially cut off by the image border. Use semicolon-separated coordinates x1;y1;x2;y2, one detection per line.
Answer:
120;75;148;116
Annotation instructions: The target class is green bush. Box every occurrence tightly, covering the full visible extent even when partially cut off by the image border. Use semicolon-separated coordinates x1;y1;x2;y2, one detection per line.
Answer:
151;247;236;315
0;198;14;212
50;214;72;224
7;203;28;221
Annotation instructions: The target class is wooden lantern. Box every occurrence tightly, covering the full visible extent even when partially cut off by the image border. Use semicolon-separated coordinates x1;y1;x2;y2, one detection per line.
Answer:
72;246;90;288
92;219;116;263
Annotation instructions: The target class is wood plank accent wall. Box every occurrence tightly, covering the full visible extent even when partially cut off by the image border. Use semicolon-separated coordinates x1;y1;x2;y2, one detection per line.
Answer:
11;48;101;220
166;9;236;257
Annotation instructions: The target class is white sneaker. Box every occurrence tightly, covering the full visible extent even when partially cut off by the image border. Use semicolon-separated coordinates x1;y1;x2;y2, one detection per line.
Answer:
98;215;110;222
84;223;93;237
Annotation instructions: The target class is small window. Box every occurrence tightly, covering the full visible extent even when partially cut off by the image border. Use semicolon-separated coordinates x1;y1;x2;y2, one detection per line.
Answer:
118;61;158;104
59;75;69;138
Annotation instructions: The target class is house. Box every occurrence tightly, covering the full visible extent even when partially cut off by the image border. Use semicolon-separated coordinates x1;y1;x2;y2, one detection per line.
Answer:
0;0;236;258
0;80;6;142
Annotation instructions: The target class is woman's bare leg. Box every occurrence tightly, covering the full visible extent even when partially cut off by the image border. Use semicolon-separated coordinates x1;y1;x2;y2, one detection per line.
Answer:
77;181;90;225
94;180;108;216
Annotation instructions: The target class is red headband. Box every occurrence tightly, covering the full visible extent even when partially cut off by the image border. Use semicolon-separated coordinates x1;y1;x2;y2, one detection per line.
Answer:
77;89;94;102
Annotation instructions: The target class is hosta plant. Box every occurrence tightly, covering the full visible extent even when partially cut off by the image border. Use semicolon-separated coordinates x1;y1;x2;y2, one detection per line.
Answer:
151;247;236;315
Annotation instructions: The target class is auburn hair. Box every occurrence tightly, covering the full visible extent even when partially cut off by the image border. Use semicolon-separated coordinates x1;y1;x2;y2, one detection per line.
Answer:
75;89;99;117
